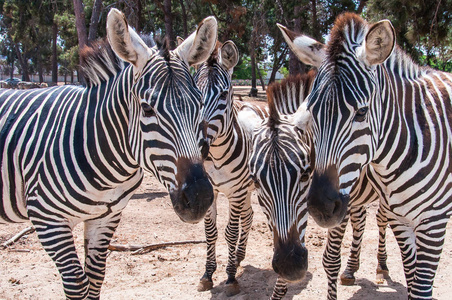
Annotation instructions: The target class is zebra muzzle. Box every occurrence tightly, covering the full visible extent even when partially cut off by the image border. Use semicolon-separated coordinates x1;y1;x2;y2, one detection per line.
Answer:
170;159;214;223
307;168;349;228
271;228;308;282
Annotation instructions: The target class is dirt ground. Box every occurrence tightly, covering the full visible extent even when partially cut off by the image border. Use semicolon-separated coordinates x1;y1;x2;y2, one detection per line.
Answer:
1;172;452;300
1;89;452;299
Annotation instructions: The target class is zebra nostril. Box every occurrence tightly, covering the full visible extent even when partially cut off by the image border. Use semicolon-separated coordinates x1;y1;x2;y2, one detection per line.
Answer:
332;199;341;215
200;139;210;160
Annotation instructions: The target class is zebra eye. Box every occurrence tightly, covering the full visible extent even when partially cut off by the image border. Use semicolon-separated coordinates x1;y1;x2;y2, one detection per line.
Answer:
301;168;311;182
219;91;228;99
141;102;156;118
354;106;368;122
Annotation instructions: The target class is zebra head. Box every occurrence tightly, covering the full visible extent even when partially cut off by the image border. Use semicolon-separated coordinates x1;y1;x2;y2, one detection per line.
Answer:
106;9;217;223
193;40;239;156
280;14;395;227
238;93;312;282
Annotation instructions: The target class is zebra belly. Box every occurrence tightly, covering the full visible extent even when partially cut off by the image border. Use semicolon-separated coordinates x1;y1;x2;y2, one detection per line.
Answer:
24;170;144;226
370;177;452;227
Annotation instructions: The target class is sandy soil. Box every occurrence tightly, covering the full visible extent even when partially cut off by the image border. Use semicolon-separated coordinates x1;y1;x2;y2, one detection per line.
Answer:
1;172;452;300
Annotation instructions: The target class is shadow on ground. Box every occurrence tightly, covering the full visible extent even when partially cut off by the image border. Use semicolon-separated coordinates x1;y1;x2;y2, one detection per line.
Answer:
206;264;312;299
347;276;407;300
131;191;168;202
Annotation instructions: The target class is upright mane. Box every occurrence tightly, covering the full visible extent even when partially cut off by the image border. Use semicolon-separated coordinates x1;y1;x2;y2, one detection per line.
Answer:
80;39;125;86
266;69;317;122
206;41;222;67
327;13;425;79
327;13;368;64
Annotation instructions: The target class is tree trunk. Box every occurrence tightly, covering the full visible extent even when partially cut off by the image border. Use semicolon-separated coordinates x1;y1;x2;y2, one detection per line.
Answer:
14;43;30;82
88;0;103;42
289;5;305;76
289;51;306;75
10;59;14;80
311;0;321;40
163;0;175;49
9;47;14;80
73;0;88;82
257;64;266;91
268;46;287;84
52;22;58;85
135;0;143;32
179;0;188;38
357;0;368;14
249;47;258;97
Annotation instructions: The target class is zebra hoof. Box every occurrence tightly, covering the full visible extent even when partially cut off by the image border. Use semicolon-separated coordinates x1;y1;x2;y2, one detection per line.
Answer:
235;256;244;267
376;264;389;275
197;277;213;292
225;279;240;297
339;272;356;286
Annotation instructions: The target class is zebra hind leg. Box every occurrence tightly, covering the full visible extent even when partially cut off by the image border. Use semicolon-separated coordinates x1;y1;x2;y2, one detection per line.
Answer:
340;206;366;286
31;218;90;300
410;217;447;299
198;195;218;292
83;212;122;299
235;191;253;267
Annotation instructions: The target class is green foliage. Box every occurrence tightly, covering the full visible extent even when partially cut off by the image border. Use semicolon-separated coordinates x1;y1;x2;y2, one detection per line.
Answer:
279;66;289;77
233;56;252;80
1;0;452;82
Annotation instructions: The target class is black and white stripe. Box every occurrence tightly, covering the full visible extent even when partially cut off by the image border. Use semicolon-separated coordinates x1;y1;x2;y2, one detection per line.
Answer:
0;9;217;299
193;41;259;295
238;74;314;299
293;13;452;299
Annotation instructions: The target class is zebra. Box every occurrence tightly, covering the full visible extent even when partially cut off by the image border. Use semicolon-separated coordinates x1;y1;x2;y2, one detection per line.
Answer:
237;73;315;299
278;21;394;298
192;40;258;296
0;8;218;299
282;12;452;299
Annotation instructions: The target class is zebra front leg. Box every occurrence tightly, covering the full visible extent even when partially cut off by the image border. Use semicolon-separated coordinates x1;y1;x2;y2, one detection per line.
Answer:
198;194;218;292
375;205;389;283
270;276;288;300
31;218;89;300
235;190;253;266
324;214;349;300
83;212;122;299
340;206;366;286
224;200;242;296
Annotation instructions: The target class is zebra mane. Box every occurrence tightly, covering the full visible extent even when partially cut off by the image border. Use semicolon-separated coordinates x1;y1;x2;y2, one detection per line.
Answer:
154;35;171;62
328;13;426;79
327;13;368;65
80;39;125;87
266;70;317;129
206;41;222;67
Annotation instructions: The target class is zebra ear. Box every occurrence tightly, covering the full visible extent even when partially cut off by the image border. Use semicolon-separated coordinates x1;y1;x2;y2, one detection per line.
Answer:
277;23;326;68
358;20;395;66
293;102;311;133
237;106;263;141
106;8;150;71
174;16;218;66
220;41;239;71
